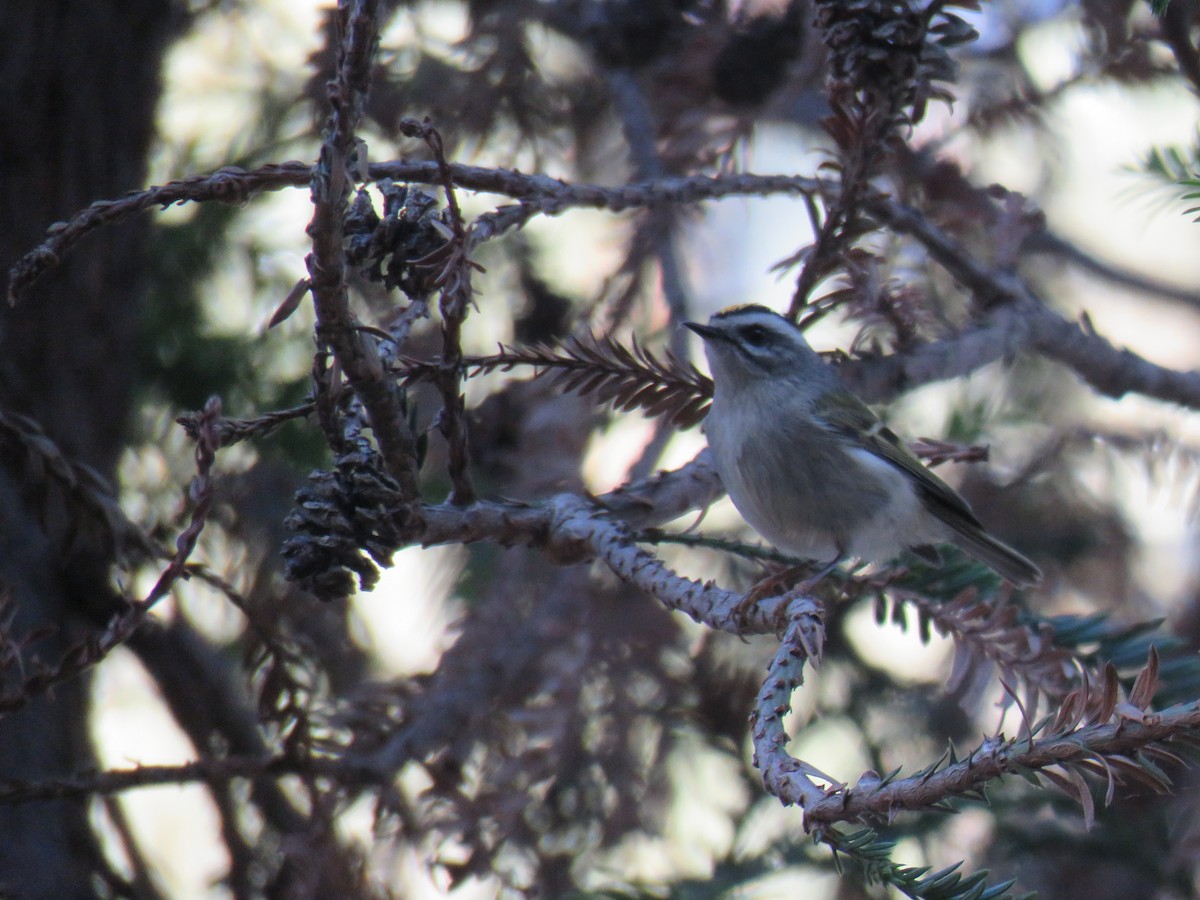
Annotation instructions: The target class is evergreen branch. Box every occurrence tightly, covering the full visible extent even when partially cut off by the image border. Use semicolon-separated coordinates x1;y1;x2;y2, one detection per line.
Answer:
177;402;315;447
818;826;1030;900
870;557;1200;737
189;330;712;454
7;164;820;305
545;492;790;634
398;333;714;428
894;583;1079;725
865;557;1082;724
802;655;1199;826
606;827;1028;899
13;155;1200;412
397;118;478;505
863;195;1200;409
0;398;224;716
1042;611;1200;708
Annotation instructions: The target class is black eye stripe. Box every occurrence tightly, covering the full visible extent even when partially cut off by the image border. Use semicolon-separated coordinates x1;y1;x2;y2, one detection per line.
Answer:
736;321;791;356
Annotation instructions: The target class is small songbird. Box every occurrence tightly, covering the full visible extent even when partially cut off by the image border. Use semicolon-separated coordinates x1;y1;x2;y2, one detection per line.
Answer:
685;304;1041;587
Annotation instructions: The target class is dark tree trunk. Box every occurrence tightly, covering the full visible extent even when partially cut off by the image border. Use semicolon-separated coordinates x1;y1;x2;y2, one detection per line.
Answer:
0;3;186;894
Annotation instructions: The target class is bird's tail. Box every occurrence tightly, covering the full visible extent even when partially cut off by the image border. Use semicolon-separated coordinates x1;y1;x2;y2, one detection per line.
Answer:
950;527;1042;587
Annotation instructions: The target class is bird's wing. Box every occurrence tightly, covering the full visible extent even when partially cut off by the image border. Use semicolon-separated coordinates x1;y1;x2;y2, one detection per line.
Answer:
815;390;983;529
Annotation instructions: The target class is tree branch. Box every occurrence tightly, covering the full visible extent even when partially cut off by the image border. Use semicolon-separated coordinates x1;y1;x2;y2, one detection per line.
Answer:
803;700;1200;825
306;0;423;496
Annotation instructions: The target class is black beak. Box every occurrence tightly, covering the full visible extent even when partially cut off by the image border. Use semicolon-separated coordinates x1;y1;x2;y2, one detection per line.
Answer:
684;321;721;341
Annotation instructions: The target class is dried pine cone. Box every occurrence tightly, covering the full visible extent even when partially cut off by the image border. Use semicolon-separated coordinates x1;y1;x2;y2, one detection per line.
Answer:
814;0;977;124
281;449;414;602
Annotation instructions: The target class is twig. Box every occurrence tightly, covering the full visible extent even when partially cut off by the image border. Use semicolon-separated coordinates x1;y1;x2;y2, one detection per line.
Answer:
867;194;1200;406
605;69;696;481
605;69;692;349
803;699;1200;826
13;157;1200;413
177;402;315;447
751;595;831;809
139;396;221;610
1026;231;1200;311
306;0;422;497
395;333;712;428
7;164;821;304
398;118;477;505
0;754;353;805
1161;3;1200;97
0;398;223;715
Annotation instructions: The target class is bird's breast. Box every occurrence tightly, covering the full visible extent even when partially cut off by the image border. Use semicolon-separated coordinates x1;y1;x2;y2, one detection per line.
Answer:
706;396;927;561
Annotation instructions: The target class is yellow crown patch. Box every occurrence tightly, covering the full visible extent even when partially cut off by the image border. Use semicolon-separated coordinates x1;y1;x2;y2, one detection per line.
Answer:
712;303;778;320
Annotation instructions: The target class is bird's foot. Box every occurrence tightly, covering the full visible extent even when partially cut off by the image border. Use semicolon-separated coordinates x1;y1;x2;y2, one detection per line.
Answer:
733;558;842;634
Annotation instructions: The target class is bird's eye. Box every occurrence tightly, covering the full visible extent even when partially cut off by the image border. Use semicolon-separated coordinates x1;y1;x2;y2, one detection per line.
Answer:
741;324;769;346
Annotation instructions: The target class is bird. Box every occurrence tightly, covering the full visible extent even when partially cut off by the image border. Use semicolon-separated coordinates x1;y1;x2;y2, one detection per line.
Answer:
684;303;1042;588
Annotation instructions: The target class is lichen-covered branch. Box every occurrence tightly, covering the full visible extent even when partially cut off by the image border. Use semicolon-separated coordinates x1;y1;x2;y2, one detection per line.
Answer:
306;0;423;496
751;597;831;809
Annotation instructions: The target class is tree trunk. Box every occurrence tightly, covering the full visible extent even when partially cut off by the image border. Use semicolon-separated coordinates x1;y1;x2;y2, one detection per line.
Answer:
0;3;185;894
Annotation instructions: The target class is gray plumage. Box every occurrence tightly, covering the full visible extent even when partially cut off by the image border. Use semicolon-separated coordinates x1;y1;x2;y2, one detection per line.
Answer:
685;304;1041;587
